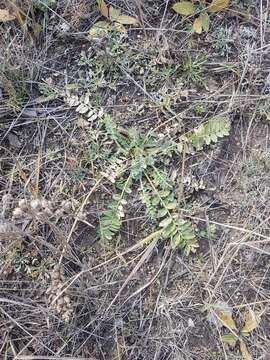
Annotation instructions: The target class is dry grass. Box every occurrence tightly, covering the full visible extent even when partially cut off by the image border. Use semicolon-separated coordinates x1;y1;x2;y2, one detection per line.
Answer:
0;0;270;359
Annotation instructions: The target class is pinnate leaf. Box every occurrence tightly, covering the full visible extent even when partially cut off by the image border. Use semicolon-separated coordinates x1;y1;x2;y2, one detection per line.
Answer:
159;217;172;228
193;17;202;34
187;116;230;151
208;0;230;13
172;1;196;16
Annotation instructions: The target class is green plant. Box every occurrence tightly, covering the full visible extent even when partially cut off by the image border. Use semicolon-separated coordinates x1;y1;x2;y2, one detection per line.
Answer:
33;0;56;11
194;103;208;115
160;217;197;254
38;82;59;101
183;116;230;152
97;114;230;251
182;54;207;85
172;0;231;34
0;68;27;111
99;193;127;242
209;304;262;359
212;27;232;56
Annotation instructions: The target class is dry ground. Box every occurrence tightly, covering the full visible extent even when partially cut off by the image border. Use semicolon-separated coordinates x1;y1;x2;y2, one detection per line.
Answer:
0;1;270;359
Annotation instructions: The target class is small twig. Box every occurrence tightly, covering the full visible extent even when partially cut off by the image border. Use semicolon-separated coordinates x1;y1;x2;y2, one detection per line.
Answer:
177;143;186;207
58;177;103;266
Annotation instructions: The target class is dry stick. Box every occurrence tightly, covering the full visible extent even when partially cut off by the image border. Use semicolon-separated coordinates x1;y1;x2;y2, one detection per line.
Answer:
156;0;170;41
205;215;270;301
50;230;161;307
122;245;170;305
58;177;103;265
233;299;270;309
178;143;186;207
181;212;270;242
15;357;94;360
135;0;146;36
0;298;34;308
105;236;159;314
52;209;270;305
34;148;41;199
0;307;54;355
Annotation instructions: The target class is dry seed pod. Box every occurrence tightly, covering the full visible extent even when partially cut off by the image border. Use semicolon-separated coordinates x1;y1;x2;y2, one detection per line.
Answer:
47;266;74;322
2;194;12;213
12;207;23;219
30;199;41;210
18;199;28;210
61;200;72;212
40;199;49;209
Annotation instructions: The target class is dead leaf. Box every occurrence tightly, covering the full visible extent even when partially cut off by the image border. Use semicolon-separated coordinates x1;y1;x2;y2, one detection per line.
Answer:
172;1;196;16
215;308;237;330
240;341;253;360
116;15;140;25
221;333;237;347
208;0;230;13
76;117;90;129
114;22;127;33
7;133;21;148
200;12;210;32
210;303;237;331
193;17;202;34
241;309;261;335
0;9;16;22
97;0;109;18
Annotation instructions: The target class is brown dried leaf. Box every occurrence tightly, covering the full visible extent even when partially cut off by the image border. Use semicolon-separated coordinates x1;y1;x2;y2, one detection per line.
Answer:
213;308;237;330
97;0;109;18
76;117;89;129
116;15;140;25
109;6;121;21
240;341;253;360
193;17;202;34
241;309;261;335
208;0;230;13
0;9;16;22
